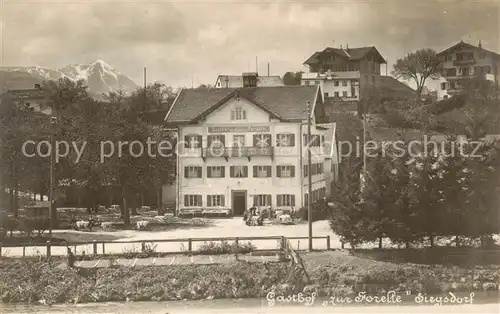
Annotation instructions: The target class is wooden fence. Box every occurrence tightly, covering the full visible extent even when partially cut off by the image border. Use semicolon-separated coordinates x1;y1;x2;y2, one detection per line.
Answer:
0;235;332;258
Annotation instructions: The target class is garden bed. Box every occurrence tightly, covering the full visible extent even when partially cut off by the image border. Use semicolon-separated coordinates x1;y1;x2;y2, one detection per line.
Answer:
0;259;291;304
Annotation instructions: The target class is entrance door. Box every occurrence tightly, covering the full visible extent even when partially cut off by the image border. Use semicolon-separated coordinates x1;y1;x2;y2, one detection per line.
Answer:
231;190;247;216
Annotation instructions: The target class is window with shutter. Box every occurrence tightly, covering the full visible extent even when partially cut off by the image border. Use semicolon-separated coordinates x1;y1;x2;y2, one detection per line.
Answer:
276;133;295;147
254;194;272;206
184;195;202;206
231;166;247;178
207;195;224;207
185;166;202;178
267;166;272;177
254;134;271;147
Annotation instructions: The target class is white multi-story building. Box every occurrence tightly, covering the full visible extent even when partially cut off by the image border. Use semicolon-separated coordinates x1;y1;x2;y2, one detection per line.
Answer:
437;40;500;100
164;85;338;216
301;46;387;101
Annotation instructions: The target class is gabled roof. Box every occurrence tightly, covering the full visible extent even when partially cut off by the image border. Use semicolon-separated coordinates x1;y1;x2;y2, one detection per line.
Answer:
304;46;387;65
437;41;500;58
215;75;284;88
165;85;320;125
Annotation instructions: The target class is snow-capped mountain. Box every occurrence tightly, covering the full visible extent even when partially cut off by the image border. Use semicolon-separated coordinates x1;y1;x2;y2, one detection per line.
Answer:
0;60;139;96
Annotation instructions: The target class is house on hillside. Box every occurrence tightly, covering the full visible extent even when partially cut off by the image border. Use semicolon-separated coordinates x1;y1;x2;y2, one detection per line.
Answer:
437;40;500;100
0;84;50;114
163;85;339;216
302;46;415;116
214;72;284;88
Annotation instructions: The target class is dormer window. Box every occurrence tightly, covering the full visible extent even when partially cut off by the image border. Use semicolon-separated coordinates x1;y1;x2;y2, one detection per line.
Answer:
231;107;246;120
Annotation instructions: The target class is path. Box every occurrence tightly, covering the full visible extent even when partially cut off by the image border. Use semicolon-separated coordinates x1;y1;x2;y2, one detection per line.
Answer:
3;219;335;257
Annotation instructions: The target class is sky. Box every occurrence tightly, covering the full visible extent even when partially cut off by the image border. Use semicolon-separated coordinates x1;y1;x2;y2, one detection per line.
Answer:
1;0;499;89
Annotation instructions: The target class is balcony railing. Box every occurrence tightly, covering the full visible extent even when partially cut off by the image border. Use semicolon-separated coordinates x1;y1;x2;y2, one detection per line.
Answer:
453;59;475;66
202;146;274;161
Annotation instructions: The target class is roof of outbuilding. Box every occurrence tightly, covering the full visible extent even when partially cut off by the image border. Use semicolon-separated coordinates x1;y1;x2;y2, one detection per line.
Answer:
215;75;284;88
165;85;320;124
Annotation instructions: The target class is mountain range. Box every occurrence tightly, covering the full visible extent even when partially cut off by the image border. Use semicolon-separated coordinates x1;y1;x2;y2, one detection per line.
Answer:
0;60;139;97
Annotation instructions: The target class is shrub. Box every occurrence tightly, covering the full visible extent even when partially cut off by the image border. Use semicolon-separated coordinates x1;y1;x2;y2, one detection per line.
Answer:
196;240;256;255
297;200;329;222
17;217;50;238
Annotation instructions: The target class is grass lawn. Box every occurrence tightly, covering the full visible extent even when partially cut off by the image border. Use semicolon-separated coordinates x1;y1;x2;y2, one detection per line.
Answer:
301;251;500;297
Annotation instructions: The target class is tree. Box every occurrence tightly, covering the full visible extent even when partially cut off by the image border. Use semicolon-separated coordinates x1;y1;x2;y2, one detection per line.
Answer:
360;152;397;247
328;159;365;248
392;49;441;100
282;71;303;85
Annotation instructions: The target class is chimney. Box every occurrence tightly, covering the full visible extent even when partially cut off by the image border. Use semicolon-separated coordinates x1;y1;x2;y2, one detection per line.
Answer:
340;45;343;49
346;44;349;49
478;40;482;49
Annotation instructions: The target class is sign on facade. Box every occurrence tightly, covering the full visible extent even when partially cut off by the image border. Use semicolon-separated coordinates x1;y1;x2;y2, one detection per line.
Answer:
208;126;270;133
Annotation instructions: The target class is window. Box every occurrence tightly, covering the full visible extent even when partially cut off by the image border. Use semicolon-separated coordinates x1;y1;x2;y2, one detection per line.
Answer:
207;135;225;148
330;55;336;61
445;68;457;76
184;195;202;207
304;193;309;205
276;133;295;147
466;52;474;60
207;195;225;207
441;83;446;90
474;66;482;75
461;67;469;76
334;80;339;86
231;107;246;120
253;165;271;177
334;91;339;97
277;165;295;177
324;92;329;98
445;55;452;61
233;135;245;147
305;80;310;85
456;53;465;60
277;195;295;206
342;91;348;97
184;135;202;148
184;166;202;178
443;95;449;99
253;194;272;206
450;81;455;89
207;166;225;178
253;134;271;147
303;165;308;177
230;166;248;178
342;80;347;86
314;81;320;85
484;66;491;74
480;52;486;59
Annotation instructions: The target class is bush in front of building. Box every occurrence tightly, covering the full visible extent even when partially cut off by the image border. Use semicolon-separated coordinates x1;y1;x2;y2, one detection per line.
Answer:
296;200;329;222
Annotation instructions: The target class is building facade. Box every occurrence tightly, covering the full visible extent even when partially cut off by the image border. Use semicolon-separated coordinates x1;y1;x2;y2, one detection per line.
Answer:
0;84;50;115
215;72;284;88
437;41;500;100
164;85;338;216
301;46;387;101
